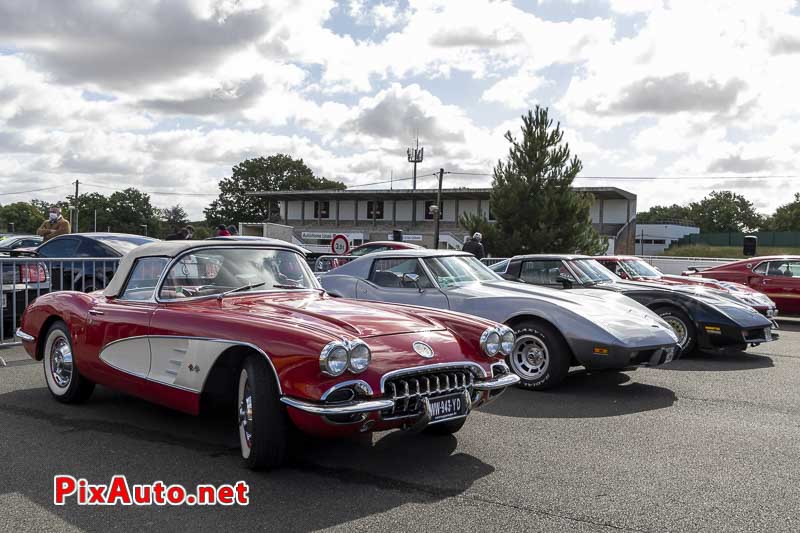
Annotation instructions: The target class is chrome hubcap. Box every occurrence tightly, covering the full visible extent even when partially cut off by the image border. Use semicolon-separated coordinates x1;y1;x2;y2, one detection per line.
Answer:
238;379;253;449
510;335;549;379
50;337;73;388
663;316;689;347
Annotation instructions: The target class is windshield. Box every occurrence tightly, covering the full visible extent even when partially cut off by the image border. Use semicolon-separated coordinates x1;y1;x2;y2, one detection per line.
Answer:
96;236;158;254
159;248;318;299
423;255;502;288
570;259;618;284
619;259;661;278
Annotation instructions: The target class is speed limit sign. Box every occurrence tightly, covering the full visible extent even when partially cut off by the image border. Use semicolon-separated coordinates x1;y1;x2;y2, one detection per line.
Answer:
331;234;350;255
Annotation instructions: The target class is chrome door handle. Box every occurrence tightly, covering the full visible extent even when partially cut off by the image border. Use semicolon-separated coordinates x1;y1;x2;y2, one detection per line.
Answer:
88;310;104;316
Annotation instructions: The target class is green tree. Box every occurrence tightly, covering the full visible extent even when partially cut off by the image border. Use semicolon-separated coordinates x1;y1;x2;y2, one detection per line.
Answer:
204;154;345;226
106;188;162;236
61;192;114;233
0;202;45;233
688;190;762;233
762;193;800;231
489;107;607;256
637;204;695;225
161;204;189;235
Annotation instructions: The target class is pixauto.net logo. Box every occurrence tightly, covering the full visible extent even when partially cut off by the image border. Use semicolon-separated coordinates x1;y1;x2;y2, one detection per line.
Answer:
54;475;249;506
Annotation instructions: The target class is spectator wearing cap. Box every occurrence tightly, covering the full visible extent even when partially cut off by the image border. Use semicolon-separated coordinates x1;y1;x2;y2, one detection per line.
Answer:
36;206;71;242
461;232;485;259
216;224;231;237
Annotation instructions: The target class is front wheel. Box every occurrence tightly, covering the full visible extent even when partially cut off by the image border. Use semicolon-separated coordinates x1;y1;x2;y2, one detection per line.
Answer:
237;354;289;470
43;321;94;403
655;307;696;357
507;321;571;390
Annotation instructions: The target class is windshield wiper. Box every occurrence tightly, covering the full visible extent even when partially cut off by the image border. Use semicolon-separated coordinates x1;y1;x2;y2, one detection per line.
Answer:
217;281;266;299
271;283;307;289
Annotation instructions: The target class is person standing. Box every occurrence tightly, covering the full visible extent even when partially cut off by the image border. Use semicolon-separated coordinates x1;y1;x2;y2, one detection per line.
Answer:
36;206;71;242
227;224;238;236
461;232;485;259
184;225;195;239
215;224;231;237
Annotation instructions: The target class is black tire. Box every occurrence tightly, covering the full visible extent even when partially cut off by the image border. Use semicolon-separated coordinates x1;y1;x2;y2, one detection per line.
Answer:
654;307;697;357
507;320;571;390
42;320;94;403
423;417;467;435
237;354;289;470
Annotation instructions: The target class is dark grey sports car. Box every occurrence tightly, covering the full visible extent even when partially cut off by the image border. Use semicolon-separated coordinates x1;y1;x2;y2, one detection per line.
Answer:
319;250;679;390
491;254;775;356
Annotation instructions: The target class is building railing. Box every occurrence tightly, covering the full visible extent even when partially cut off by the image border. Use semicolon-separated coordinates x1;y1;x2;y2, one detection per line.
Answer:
0;257;120;349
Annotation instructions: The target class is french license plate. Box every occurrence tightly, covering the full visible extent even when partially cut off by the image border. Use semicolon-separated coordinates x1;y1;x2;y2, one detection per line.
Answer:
428;392;466;423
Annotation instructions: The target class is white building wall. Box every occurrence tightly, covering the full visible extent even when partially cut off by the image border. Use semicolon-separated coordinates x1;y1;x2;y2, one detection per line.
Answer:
459;199;478;220
603;199;629;224
395;200;413;221
287;201;301;220
339;200;355;220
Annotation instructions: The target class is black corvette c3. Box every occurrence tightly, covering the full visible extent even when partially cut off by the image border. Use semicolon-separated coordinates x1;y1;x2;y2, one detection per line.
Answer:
492;254;776;356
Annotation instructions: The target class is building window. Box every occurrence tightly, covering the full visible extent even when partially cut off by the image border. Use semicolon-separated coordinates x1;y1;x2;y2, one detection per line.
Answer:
367;201;384;219
424;200;443;220
314;201;330;219
488;203;496;221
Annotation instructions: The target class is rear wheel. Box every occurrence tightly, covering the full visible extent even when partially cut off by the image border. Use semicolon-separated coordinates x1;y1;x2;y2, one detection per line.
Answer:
237;354;289;470
42;321;94;403
655;307;696;356
507;321;570;390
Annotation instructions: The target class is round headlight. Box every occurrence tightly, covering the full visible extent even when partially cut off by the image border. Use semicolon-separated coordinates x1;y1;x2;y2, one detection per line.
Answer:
481;328;501;357
500;328;515;355
348;343;371;373
320;342;349;376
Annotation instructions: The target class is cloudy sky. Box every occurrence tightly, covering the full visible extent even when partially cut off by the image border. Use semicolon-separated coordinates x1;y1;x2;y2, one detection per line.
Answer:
2;0;800;219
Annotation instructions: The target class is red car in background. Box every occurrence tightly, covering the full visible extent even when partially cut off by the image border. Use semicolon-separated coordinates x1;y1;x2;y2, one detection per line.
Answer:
683;256;800;314
597;256;778;319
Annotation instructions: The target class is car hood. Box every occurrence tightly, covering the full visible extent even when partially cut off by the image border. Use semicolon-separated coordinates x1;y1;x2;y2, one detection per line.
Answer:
448;281;676;341
222;292;446;339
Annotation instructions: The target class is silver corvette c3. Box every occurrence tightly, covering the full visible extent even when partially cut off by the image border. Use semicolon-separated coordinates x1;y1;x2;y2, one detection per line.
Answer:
319;250;680;390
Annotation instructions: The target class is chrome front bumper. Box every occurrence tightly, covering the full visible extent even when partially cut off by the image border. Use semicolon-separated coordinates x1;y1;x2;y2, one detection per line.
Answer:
280;396;394;416
281;371;520;417
473;372;520;390
15;328;34;342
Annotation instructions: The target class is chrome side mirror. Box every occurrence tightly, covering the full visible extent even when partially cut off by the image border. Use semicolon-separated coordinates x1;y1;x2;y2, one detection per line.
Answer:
402;272;422;292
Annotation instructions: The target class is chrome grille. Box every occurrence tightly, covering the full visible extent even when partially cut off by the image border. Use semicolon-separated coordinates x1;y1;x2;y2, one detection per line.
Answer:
381;369;474;420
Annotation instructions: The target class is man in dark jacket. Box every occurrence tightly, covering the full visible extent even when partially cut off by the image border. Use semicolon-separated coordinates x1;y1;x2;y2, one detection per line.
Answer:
462;232;485;259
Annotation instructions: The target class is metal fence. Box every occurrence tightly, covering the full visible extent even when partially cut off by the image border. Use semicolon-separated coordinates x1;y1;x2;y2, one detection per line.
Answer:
0;257;120;349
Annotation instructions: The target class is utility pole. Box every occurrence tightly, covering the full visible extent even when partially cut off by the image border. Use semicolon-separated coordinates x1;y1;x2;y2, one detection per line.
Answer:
433;168;444;249
407;135;423;226
93;209;97;232
406;135;424;190
73;179;79;233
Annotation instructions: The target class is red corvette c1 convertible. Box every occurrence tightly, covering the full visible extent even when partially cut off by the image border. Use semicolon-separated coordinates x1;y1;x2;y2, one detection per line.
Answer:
16;240;518;469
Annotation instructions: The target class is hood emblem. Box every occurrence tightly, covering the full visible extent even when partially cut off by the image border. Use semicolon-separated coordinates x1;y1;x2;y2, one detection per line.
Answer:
413;341;434;359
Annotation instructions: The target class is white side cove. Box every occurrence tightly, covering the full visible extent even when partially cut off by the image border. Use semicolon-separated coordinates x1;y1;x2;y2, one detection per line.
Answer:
99;338;150;378
99;337;244;393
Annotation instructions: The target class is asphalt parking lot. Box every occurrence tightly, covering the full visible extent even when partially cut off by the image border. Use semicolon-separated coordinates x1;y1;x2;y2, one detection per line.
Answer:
2;324;800;533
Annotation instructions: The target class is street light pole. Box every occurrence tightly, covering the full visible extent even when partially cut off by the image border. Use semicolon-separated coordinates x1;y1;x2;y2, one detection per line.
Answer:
433;168;443;249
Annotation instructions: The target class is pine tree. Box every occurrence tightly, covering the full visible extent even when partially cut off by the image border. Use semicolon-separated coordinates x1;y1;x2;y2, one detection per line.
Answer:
490;107;607;256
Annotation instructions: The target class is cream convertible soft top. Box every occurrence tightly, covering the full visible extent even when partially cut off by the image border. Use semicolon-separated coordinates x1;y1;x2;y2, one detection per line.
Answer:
103;239;307;298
